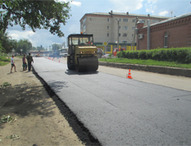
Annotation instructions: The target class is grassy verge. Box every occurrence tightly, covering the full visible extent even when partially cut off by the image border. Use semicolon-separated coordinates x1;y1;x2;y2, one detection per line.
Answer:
0;55;10;66
99;58;191;69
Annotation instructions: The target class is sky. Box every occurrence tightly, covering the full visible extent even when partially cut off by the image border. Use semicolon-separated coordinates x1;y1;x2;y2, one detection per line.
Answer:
6;0;191;49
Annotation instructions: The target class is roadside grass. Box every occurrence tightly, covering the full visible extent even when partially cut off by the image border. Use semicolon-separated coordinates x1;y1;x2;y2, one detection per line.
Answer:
0;55;10;66
99;58;191;69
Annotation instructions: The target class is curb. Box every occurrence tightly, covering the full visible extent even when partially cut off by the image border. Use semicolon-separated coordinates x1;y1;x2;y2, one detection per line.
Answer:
99;61;191;77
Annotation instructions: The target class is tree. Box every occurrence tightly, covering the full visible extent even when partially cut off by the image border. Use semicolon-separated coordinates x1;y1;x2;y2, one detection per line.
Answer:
0;31;13;53
37;45;45;51
0;41;5;53
16;39;32;54
0;0;70;37
52;43;61;51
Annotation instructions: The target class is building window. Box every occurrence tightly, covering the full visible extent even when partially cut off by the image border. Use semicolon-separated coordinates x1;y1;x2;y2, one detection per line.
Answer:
119;33;121;37
107;26;109;29
124;26;128;30
107;18;110;22
123;18;128;22
164;32;168;48
107;33;109;37
123;33;127;37
89;18;92;21
82;17;86;24
139;19;145;23
83;25;86;32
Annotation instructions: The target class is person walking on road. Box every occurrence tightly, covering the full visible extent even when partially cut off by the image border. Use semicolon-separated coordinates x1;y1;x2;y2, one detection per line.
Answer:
22;54;27;71
10;55;17;73
26;53;34;71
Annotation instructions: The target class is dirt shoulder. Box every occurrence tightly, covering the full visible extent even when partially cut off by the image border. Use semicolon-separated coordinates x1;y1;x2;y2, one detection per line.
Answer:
0;57;85;146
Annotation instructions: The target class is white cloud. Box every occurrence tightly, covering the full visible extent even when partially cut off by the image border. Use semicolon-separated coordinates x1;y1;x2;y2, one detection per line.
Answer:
159;10;169;16
109;0;144;12
55;0;82;7
7;29;64;47
8;30;35;41
71;1;82;6
55;0;70;3
145;0;158;14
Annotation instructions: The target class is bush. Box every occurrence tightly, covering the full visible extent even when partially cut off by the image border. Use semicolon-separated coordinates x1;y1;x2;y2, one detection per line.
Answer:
138;51;147;59
146;51;152;59
185;53;191;63
129;51;138;59
151;50;161;60
117;47;191;64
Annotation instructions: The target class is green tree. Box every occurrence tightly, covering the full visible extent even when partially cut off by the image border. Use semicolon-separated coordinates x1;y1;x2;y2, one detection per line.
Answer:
0;31;13;53
0;0;70;37
16;39;32;54
0;41;5;53
37;45;45;51
52;43;61;51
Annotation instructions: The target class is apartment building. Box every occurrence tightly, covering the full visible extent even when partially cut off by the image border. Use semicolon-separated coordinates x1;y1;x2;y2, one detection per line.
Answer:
80;11;168;46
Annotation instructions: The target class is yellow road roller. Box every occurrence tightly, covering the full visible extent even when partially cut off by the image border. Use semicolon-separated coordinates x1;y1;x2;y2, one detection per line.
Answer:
67;34;98;72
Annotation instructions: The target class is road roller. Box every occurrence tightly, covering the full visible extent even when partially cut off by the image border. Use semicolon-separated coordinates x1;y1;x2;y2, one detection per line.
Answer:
67;33;98;72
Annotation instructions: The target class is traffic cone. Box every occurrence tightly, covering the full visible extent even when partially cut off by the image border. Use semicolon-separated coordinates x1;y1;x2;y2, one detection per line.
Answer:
127;69;133;79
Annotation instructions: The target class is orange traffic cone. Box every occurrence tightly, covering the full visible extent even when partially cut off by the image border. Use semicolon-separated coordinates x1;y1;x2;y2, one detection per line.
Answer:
127;69;133;79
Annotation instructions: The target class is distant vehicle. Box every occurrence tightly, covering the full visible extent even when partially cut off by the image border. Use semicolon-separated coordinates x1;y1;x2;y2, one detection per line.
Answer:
60;49;68;57
35;54;40;57
102;54;110;58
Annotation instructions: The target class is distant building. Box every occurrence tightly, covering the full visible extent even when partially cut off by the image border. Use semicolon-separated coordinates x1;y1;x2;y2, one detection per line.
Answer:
137;13;191;50
80;11;168;47
29;50;50;57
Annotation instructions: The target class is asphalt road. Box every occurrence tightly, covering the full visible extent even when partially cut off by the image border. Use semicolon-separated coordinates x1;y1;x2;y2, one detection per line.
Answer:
33;57;191;146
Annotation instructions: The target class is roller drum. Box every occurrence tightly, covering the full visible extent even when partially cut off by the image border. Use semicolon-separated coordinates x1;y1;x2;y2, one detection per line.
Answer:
77;57;98;72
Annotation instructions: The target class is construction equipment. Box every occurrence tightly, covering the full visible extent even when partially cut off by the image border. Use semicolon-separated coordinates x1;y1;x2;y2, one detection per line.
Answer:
67;34;98;72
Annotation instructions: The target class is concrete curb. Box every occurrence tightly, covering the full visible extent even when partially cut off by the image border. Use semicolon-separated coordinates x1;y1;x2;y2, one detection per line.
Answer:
99;61;191;77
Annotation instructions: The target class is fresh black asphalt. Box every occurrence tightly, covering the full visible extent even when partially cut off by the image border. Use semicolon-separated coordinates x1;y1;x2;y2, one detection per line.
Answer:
33;57;191;146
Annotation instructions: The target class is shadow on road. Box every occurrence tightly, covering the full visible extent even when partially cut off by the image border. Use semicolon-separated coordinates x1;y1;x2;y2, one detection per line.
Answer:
65;69;99;75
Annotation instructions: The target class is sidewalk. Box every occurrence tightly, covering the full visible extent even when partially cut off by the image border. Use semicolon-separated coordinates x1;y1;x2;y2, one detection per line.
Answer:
0;57;84;146
98;65;191;92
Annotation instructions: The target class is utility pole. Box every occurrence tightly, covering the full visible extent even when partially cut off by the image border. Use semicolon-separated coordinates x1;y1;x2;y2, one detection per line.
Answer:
147;19;150;50
131;17;138;51
116;19;120;49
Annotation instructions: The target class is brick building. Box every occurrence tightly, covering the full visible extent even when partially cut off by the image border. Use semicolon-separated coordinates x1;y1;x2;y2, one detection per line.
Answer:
137;13;191;50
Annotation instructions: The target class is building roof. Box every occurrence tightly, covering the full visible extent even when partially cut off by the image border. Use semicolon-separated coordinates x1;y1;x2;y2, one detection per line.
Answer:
146;12;191;28
80;11;169;21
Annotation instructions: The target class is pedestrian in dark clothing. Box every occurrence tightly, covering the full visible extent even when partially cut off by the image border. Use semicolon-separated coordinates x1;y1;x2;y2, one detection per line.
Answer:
26;53;34;71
